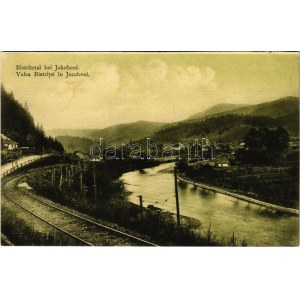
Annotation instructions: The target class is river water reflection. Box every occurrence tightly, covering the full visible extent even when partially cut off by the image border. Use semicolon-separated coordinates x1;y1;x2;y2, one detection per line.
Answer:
120;162;299;246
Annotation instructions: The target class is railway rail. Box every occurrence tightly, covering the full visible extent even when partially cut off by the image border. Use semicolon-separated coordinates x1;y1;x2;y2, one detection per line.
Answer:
2;169;159;246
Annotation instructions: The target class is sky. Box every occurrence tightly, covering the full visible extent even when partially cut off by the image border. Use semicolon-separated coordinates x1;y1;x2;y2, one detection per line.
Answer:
1;52;299;131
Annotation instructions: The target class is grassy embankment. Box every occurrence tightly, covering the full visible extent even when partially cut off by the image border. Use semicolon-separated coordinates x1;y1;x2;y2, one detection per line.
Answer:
24;160;248;246
1;206;82;246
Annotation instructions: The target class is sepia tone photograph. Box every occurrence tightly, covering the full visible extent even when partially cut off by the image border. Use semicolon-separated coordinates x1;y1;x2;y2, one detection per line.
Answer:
1;51;299;246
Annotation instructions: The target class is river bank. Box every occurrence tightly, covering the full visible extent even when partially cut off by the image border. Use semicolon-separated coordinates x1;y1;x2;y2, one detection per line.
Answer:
177;174;299;216
121;163;299;246
16;164;226;246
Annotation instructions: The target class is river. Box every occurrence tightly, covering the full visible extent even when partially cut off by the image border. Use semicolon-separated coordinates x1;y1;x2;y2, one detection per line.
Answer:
120;162;299;246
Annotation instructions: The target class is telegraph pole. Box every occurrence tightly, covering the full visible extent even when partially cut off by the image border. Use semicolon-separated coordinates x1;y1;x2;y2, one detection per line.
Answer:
59;173;62;191
174;166;180;227
82;184;86;204
51;170;54;186
138;195;143;219
93;164;97;202
65;166;68;182
68;169;71;187
80;171;83;193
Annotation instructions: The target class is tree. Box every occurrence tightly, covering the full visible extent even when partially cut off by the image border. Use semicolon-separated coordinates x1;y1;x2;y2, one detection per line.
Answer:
275;126;289;152
245;127;261;149
239;126;290;166
1;85;64;154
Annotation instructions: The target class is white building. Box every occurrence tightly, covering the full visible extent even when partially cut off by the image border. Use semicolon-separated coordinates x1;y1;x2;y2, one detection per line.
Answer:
1;134;18;153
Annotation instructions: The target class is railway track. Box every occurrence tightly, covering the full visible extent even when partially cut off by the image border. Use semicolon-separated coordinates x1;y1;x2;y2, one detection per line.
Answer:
2;171;159;246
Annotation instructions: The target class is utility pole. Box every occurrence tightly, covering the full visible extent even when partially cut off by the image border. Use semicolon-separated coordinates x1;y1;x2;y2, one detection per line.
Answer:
59;174;63;191
71;163;74;176
138;195;143;219
93;165;97;202
174;166;180;227
65;166;68;182
80;171;83;194
68;169;71;187
82;184;86;204
51;170;54;186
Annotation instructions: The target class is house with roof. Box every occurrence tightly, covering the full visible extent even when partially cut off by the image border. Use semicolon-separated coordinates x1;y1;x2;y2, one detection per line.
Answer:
1;134;18;154
214;156;230;168
188;156;230;169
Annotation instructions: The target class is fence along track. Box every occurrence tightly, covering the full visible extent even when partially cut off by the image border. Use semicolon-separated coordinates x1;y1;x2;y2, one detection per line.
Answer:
2;171;159;246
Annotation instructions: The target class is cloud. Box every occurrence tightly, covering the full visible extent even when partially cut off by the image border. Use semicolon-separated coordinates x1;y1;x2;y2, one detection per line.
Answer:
2;52;298;131
169;65;216;88
146;59;169;81
75;59;218;125
124;59;216;93
2;56;217;129
73;59;217;103
97;60;217;123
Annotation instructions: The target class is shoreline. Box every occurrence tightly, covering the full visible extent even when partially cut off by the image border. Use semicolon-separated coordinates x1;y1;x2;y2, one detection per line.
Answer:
177;175;299;216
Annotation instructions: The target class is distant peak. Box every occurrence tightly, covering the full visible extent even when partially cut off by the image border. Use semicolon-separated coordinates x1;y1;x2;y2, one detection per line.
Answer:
188;103;249;120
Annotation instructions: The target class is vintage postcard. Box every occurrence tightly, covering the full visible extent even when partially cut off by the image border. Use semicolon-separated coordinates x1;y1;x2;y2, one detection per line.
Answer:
1;52;299;246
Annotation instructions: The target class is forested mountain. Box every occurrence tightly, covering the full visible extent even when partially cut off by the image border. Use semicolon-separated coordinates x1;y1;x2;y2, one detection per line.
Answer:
48;121;166;145
55;136;94;153
188;103;249;120
48;96;299;152
51;121;166;153
151;114;297;144
188;97;299;121
46;128;97;139
149;96;299;144
1;85;64;154
86;121;166;144
277;111;299;135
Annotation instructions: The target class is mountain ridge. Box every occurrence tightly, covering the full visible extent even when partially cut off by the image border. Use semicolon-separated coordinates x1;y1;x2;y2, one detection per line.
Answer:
188;103;250;120
51;96;299;152
188;96;299;121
